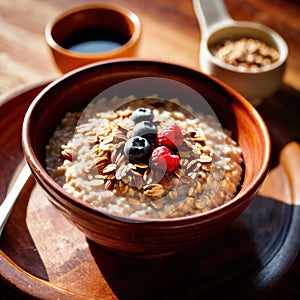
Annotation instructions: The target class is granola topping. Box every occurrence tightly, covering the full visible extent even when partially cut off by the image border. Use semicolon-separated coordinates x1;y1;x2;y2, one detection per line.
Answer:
45;97;243;219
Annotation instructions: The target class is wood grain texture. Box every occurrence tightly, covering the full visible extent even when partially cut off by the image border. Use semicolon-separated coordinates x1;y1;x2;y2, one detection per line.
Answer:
0;84;299;299
0;0;300;299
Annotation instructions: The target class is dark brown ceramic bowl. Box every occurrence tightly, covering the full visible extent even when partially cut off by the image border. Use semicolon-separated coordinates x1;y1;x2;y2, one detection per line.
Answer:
45;3;141;73
22;59;270;258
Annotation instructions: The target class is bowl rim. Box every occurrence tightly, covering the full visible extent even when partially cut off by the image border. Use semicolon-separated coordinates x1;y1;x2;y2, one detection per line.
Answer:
22;58;271;224
44;3;142;59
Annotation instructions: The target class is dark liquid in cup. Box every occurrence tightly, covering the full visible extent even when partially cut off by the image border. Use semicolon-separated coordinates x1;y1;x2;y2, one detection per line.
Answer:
62;29;128;53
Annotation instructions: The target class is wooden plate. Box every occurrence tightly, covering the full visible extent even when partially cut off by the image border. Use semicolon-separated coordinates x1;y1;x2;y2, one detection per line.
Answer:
0;81;300;299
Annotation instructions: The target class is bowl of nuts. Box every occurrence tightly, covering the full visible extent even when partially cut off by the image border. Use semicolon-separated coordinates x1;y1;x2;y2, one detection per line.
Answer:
193;0;288;105
22;59;271;258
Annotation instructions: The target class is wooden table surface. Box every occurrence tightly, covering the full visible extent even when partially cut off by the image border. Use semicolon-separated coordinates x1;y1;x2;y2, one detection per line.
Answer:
0;0;299;299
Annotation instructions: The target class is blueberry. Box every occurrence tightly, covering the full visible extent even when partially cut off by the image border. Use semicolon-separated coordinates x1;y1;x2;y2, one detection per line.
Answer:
124;136;151;163
132;121;157;143
131;108;154;123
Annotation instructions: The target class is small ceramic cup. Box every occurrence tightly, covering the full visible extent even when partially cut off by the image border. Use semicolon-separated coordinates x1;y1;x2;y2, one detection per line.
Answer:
193;0;288;106
45;3;142;73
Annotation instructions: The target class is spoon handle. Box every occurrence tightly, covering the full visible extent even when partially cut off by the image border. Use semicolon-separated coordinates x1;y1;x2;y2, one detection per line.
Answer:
193;0;231;36
0;163;31;235
280;142;300;205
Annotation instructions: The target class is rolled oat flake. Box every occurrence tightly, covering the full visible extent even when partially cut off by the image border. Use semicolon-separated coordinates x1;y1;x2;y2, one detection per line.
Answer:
211;37;279;71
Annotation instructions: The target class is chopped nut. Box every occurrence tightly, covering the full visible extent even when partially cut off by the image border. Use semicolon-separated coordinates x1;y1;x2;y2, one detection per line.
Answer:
118;180;129;195
48;96;243;219
61;148;75;161
199;154;212;163
105;179;115;190
160;176;171;188
143;183;164;197
102;163;117;174
181;176;194;185
93;157;110;171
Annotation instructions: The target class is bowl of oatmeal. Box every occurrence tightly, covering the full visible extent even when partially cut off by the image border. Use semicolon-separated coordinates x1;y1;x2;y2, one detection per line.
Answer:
22;59;271;257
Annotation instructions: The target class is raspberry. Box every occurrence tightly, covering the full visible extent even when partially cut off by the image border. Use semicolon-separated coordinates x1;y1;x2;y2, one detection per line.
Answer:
156;123;183;150
150;146;180;173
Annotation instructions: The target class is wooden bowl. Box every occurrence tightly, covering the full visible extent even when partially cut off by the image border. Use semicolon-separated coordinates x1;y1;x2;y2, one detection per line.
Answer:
45;4;141;73
22;59;271;258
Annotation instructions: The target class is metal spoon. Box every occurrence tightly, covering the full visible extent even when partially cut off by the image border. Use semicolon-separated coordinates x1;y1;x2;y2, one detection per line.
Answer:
0;163;32;235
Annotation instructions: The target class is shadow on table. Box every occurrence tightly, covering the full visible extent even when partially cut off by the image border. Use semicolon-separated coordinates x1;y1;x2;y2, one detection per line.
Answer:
88;193;297;300
257;83;300;167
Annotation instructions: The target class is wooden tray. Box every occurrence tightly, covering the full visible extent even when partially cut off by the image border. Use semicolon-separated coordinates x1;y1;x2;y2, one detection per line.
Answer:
0;81;300;299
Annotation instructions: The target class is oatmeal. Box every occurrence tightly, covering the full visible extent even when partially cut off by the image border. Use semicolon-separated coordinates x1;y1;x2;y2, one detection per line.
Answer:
210;37;279;71
45;97;243;219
